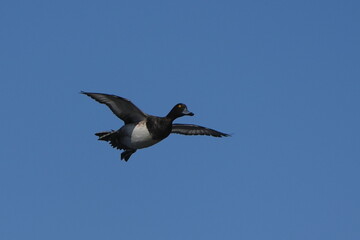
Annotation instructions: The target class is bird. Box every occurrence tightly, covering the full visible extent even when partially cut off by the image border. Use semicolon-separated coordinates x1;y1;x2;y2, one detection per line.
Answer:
81;91;229;161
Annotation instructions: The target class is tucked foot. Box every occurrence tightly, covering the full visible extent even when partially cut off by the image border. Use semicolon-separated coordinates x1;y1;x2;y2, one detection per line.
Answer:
121;149;137;162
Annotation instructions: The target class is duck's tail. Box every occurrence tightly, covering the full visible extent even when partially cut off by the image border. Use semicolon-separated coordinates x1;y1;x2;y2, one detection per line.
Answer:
95;130;124;150
95;130;115;141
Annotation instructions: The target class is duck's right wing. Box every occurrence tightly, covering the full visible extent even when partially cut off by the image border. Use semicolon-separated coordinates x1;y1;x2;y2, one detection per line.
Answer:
171;124;230;137
81;92;148;124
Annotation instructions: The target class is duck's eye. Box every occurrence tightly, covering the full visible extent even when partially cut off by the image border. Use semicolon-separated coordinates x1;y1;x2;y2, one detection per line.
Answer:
177;104;182;108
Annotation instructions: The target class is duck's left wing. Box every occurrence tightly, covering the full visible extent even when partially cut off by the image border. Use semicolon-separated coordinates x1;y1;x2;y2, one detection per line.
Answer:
81;92;148;124
171;124;229;137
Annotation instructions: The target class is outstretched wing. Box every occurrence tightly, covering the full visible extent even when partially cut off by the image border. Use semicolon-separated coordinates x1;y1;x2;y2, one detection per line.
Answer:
171;124;229;137
81;92;148;124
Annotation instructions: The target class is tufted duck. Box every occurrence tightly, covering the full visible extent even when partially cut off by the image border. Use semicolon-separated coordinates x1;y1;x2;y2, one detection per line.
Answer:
82;92;229;161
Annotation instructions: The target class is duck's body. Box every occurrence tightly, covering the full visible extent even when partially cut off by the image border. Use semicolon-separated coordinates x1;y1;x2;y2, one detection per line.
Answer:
107;117;172;149
82;92;229;161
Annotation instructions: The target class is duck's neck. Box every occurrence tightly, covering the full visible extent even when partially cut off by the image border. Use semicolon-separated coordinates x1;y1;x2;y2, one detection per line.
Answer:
166;111;180;122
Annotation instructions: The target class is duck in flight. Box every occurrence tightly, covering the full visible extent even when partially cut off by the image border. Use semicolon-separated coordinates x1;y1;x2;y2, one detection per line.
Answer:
82;92;229;161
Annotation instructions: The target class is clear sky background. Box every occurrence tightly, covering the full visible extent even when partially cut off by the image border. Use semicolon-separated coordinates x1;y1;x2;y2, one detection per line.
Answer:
1;0;359;239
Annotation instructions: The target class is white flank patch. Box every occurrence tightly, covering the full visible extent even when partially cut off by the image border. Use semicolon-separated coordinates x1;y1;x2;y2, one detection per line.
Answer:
119;121;159;149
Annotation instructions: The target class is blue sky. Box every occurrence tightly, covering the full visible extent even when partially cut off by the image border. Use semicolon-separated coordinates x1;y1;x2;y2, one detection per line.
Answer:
1;0;359;239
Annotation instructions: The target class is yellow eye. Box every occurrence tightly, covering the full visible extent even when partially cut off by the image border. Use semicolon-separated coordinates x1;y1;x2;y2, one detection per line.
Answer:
178;104;182;108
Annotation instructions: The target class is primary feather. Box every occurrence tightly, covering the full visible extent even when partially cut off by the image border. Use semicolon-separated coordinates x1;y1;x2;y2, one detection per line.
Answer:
171;124;229;137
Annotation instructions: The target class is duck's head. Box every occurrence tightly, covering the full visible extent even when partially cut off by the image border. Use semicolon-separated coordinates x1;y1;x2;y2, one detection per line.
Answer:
167;103;194;120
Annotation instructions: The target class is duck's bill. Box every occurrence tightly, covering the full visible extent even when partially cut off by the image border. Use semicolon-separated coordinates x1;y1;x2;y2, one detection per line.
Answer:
183;109;194;116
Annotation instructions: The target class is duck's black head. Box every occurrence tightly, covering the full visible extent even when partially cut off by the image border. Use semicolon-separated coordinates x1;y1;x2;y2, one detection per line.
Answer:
167;103;194;120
